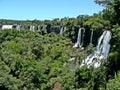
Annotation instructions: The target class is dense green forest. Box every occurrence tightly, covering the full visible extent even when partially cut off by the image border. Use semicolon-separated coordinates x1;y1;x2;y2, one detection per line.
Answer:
0;0;120;90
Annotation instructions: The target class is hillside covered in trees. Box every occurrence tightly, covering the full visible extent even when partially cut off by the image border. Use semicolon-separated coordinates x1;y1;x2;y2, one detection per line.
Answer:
0;0;120;90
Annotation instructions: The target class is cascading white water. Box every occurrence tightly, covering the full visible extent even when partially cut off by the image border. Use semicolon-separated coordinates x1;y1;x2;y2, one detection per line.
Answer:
38;25;41;30
60;27;63;35
81;30;112;68
30;26;35;31
73;28;82;48
16;25;20;30
64;27;66;31
95;30;112;59
90;29;93;44
42;25;47;30
30;26;32;31
33;26;35;31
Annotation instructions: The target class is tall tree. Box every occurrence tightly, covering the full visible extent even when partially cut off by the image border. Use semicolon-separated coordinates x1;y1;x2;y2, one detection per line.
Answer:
95;0;120;25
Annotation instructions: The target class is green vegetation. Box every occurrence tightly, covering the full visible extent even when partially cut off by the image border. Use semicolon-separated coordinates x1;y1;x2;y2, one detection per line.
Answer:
0;0;120;90
0;30;76;90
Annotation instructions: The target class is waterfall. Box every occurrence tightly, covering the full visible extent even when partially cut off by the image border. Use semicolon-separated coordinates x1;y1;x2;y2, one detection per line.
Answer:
81;30;112;68
30;26;32;31
38;25;41;30
96;30;112;59
60;27;63;35
73;28;82;48
33;26;35;31
16;25;20;30
30;26;35;31
90;29;93;44
64;27;66;31
42;25;47;30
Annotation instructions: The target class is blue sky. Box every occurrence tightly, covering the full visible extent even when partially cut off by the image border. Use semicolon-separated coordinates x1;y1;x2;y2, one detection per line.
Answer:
0;0;104;20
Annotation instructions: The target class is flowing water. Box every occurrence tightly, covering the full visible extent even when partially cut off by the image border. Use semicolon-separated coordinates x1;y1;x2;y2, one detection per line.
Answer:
81;30;112;68
16;25;20;30
60;27;63;35
30;26;35;31
38;25;41;30
73;28;82;48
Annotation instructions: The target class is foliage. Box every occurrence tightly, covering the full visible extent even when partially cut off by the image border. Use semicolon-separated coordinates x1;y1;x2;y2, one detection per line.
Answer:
84;13;104;30
106;71;120;90
0;30;75;90
94;0;112;6
95;0;120;25
0;0;120;89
